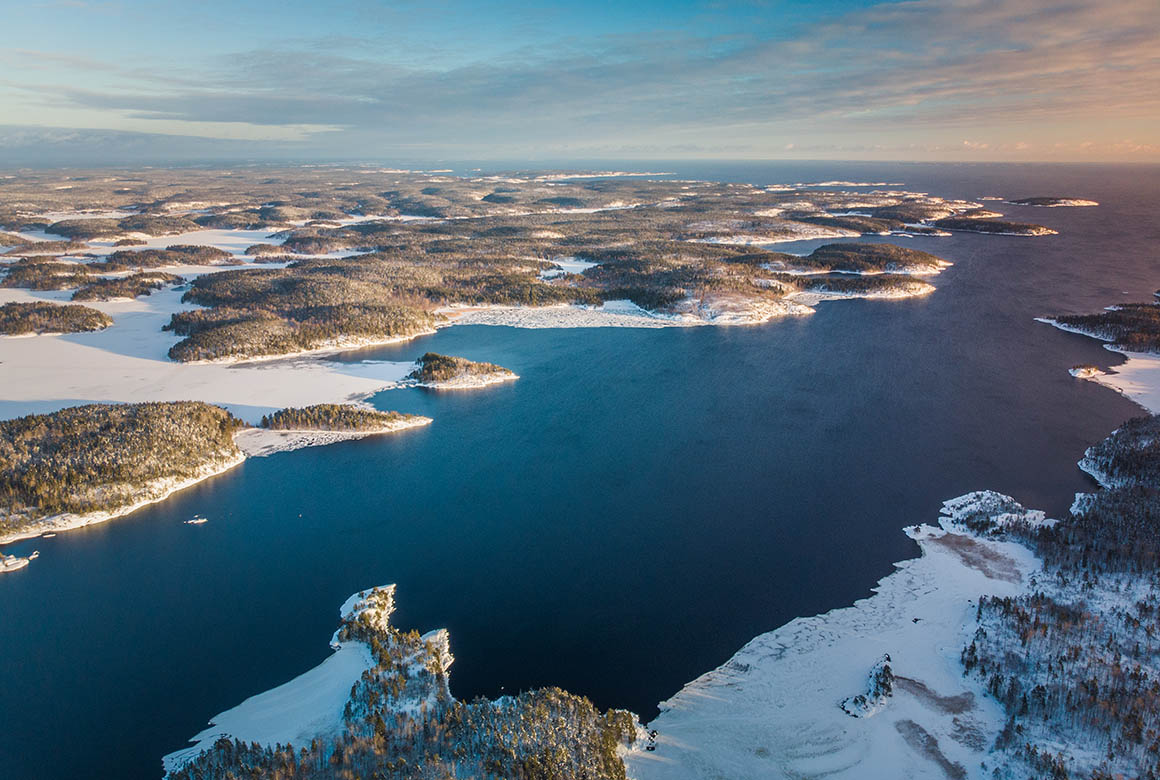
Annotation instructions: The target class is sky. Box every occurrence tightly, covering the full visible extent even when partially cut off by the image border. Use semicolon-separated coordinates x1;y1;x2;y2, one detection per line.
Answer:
1;0;1158;163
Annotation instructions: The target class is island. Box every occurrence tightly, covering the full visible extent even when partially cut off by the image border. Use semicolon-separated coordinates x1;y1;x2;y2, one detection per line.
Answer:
1;552;32;574
105;244;233;269
767;242;952;275
1007;197;1099;207
405;352;518;388
2;260;95;290
165;585;639;780
0;301;112;335
932;216;1057;236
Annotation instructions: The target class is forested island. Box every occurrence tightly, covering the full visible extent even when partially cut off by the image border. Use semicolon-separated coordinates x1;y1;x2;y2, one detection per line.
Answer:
0;402;244;542
406;352;517;388
0;301;112;335
2;259;95;290
166;586;639;780
933;217;1058;236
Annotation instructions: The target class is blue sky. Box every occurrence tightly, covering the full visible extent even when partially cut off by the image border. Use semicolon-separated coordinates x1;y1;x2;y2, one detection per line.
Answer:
1;0;1157;162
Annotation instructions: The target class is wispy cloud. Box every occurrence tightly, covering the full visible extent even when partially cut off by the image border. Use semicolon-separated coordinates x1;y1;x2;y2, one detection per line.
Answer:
1;0;1157;159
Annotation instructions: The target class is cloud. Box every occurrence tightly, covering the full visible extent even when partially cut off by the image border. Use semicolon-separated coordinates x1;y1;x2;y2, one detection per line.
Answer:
1;0;1157;159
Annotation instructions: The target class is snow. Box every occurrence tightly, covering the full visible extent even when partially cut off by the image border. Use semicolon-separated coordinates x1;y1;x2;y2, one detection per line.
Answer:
34;209;138;222
624;501;1039;780
1008;199;1099;207
688;224;861;246
440;295;817;329
0;286;417;424
234;419;433;458
413;373;518;390
438;300;699;329
81;227;282;256
1;553;31;573
794;181;905;188
1083;350;1160;414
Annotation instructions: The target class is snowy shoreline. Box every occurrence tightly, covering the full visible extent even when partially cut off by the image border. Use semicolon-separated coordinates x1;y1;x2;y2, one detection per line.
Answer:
1037;318;1160;414
234;417;433;458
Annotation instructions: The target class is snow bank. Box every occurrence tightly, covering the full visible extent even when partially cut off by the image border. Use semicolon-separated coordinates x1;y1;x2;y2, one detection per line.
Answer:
235;418;433;458
1;553;31;574
413;373;518;390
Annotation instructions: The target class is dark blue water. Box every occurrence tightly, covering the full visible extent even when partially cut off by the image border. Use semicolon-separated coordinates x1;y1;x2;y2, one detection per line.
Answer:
2;163;1158;780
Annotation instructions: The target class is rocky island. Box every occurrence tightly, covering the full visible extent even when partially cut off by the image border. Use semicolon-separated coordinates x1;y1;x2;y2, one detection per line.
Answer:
405;352;518;389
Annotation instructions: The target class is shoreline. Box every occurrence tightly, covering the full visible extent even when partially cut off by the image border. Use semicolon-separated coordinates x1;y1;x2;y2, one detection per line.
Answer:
411;373;518;390
162;585;394;775
1037;317;1160;414
234;417;433;457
